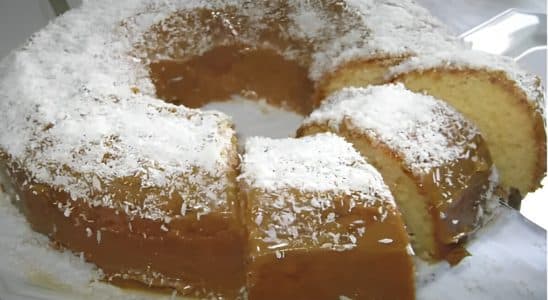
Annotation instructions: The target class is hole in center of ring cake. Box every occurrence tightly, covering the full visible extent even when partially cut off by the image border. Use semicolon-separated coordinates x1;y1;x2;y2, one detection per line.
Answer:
149;44;312;143
202;95;304;146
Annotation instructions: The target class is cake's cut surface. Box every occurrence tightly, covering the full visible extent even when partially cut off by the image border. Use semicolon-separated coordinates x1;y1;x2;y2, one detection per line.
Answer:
299;85;497;260
239;133;415;300
389;50;546;195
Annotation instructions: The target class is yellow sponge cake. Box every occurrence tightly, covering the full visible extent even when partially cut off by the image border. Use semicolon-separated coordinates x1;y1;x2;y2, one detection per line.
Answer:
389;51;546;196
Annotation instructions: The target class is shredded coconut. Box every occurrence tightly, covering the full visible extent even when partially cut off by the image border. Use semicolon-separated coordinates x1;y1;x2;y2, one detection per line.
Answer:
378;238;393;244
241;134;400;252
239;133;394;196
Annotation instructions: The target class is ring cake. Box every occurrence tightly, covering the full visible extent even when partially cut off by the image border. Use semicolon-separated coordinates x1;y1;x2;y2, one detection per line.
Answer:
0;0;545;298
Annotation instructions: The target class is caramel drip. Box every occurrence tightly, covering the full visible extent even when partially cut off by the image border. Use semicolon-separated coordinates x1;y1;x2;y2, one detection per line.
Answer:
423;135;492;260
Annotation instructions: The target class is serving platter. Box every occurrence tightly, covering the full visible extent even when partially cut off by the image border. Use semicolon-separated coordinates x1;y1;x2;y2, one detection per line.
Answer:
0;7;546;300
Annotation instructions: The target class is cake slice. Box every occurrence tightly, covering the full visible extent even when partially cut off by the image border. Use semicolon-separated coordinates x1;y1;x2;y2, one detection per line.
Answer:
389;50;546;196
4;104;245;298
298;84;498;260
239;133;414;300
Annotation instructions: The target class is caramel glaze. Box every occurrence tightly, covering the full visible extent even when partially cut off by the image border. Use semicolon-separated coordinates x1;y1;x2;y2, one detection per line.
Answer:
150;45;315;116
425;147;492;260
242;188;415;300
8;166;245;298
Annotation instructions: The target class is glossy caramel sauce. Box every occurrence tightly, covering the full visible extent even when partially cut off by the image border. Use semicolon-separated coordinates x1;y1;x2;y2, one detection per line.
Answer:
423;134;492;259
242;188;415;300
7;160;245;298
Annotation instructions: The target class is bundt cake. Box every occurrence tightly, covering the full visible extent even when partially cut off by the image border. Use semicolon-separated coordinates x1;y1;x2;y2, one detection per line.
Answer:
0;0;544;298
298;84;498;260
238;133;414;300
387;51;546;196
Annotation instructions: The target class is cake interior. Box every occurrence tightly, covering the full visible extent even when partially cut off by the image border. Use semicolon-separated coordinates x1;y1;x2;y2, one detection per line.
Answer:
312;57;405;107
395;69;546;195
